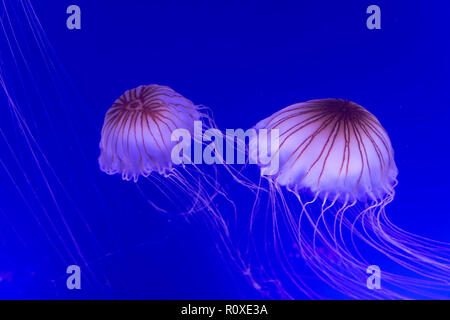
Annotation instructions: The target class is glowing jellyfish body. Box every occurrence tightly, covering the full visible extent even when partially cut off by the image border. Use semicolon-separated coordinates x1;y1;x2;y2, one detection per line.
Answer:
99;84;200;181
254;99;397;200
98;84;253;289
249;99;450;299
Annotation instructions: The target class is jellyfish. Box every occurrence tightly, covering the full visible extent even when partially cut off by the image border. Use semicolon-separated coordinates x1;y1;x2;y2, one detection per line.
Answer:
98;84;234;214
248;99;450;299
99;84;198;181
98;84;257;291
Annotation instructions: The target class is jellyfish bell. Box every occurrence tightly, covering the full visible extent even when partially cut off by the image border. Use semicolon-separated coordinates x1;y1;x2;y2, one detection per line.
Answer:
250;99;398;202
248;98;450;299
99;84;201;181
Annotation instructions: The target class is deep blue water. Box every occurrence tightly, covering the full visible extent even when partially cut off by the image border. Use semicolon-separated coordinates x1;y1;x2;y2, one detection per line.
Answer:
0;0;449;299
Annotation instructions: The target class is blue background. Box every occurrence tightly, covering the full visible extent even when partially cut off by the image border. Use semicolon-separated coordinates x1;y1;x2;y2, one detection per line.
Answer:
0;0;449;298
